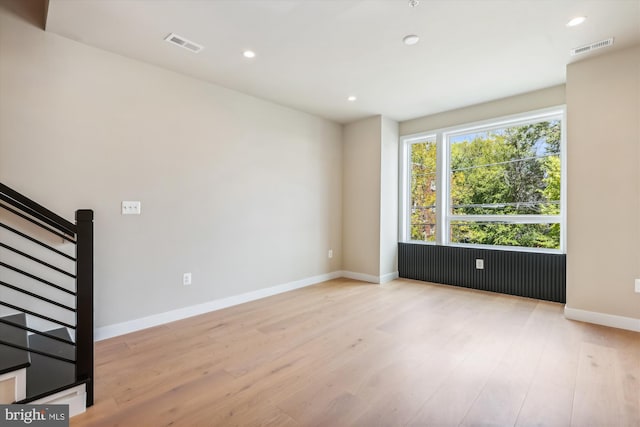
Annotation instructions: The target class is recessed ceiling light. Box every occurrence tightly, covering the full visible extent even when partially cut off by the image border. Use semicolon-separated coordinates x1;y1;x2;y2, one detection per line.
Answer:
243;50;256;58
403;34;420;46
347;95;357;102
566;16;587;27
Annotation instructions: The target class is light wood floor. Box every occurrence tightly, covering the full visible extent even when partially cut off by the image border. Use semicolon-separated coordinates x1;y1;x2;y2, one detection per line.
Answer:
71;278;640;427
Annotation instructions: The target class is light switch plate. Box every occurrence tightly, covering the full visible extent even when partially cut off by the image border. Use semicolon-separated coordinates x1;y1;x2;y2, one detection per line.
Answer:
122;201;141;215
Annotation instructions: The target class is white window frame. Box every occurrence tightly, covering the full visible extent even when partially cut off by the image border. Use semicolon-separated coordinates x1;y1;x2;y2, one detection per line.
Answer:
399;106;567;254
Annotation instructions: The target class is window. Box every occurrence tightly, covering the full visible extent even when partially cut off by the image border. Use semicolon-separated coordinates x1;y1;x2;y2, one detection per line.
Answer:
401;107;565;253
409;137;437;242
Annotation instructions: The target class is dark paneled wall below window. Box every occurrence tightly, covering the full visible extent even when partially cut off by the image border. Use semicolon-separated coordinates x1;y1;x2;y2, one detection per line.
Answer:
398;243;566;303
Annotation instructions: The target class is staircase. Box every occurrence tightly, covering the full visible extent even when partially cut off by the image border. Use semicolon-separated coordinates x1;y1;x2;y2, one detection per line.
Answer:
0;182;93;417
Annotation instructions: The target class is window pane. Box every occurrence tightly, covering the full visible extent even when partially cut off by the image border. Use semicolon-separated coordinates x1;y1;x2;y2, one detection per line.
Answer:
450;221;560;249
450;121;561;215
410;140;437;241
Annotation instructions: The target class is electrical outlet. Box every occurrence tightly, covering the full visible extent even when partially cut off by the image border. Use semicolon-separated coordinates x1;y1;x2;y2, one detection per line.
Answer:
183;273;192;286
122;201;141;215
475;259;484;270
328;249;333;259
635;279;640;293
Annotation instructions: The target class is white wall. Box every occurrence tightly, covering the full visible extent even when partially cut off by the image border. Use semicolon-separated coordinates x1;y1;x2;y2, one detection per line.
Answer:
400;85;566;136
0;1;342;329
566;45;640;322
342;116;381;278
342;115;399;282
380;117;398;279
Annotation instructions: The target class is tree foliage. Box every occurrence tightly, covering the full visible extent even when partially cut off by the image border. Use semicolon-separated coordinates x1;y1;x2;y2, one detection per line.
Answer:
410;120;561;249
410;141;437;241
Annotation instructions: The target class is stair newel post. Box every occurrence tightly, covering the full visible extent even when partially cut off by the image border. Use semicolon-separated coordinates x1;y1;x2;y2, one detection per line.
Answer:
75;209;94;407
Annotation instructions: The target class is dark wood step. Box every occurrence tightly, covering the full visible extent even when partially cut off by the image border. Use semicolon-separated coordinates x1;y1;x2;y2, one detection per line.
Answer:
0;313;30;375
24;328;76;400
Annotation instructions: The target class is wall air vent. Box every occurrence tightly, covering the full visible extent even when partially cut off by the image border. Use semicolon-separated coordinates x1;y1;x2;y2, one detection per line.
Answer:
570;37;614;56
164;33;204;53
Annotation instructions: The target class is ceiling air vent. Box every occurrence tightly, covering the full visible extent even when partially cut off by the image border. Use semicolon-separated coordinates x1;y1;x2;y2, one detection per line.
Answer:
164;33;204;53
570;37;614;56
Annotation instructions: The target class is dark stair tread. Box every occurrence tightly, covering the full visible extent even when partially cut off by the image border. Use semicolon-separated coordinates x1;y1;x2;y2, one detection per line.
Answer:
25;328;76;399
29;327;75;359
0;313;30;375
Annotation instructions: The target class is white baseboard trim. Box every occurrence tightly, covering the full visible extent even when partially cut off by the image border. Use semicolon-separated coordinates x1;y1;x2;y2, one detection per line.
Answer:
380;271;400;284
564;306;640;332
0;367;26;403
95;271;343;341
340;270;400;284
31;384;86;418
340;271;380;284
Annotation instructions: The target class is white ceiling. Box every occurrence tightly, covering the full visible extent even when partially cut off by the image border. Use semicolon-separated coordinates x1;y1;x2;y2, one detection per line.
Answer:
45;0;640;124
